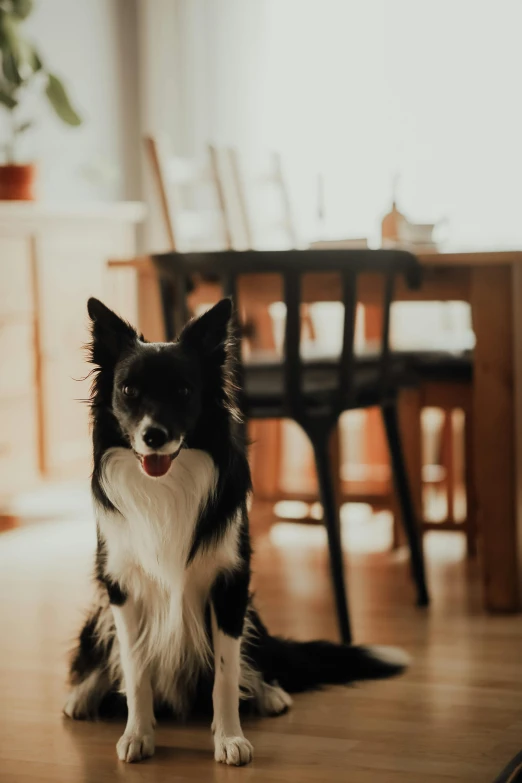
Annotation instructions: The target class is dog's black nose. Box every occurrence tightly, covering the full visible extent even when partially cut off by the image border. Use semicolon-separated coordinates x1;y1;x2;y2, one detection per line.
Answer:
143;427;168;449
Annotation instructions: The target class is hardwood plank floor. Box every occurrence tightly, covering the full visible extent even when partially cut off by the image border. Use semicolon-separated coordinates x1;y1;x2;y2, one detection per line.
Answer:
0;506;520;782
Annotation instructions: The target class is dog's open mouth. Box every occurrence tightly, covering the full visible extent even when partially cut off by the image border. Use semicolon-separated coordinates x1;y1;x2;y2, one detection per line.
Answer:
137;444;183;478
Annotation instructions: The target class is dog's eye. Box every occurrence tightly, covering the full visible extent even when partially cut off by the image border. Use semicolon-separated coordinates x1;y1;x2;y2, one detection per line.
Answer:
122;385;139;399
178;386;191;398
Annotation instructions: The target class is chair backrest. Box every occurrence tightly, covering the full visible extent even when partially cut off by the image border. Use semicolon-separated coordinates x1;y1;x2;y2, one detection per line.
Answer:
144;135;233;252
224;148;298;250
153;249;421;424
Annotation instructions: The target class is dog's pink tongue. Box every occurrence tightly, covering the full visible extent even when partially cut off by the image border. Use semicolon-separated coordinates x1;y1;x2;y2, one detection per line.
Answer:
142;454;171;477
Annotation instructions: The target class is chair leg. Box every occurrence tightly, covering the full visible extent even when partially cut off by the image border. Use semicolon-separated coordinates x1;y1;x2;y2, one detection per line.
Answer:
463;396;478;558
309;428;352;644
393;389;423;550
441;410;455;526
381;402;430;607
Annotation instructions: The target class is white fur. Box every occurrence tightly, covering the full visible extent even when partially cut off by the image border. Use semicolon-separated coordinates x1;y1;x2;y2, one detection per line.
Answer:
111;598;156;761
95;446;244;714
368;645;412;668
211;608;253;766
258;682;293;716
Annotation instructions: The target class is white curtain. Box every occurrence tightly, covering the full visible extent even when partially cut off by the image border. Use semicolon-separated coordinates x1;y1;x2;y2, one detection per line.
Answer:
138;0;267;247
138;0;266;154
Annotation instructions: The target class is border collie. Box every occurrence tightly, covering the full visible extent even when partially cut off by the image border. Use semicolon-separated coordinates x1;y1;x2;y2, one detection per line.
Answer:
64;297;408;766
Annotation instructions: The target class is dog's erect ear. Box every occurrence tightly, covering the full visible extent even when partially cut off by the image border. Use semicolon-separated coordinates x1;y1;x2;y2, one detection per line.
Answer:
180;298;233;358
87;297;137;366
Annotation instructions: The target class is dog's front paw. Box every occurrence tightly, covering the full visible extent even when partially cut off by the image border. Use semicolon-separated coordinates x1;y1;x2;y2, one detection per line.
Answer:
214;734;253;766
116;731;155;763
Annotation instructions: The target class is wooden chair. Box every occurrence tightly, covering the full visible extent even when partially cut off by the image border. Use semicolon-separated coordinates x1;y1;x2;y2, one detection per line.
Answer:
225;148;298;251
398;354;475;555
153;248;430;644
144;135;234;254
389;299;476;555
144;135;239;340
219;148;323;504
212;148;301;503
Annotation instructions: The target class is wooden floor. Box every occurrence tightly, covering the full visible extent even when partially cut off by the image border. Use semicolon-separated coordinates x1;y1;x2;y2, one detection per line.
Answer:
0;503;520;783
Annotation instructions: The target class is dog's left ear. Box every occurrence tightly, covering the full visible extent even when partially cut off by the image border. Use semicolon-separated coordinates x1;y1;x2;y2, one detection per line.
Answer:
180;298;233;358
87;297;137;366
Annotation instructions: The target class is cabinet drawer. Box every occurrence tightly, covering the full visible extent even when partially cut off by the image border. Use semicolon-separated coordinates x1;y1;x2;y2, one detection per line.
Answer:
0;396;39;496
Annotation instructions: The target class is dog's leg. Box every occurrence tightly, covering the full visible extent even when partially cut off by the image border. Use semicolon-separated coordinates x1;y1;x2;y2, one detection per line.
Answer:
211;572;253;766
111;597;155;763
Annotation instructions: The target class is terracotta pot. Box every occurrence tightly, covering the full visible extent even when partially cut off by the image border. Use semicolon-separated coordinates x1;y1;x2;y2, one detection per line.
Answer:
0;163;37;200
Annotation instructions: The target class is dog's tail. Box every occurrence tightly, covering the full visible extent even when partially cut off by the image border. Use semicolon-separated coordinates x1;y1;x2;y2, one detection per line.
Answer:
246;609;409;693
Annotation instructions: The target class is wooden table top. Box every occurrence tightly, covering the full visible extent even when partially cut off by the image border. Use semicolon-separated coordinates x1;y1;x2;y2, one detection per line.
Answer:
109;247;522;270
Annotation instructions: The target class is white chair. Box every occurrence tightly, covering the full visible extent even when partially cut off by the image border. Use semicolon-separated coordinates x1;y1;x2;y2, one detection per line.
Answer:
225;148;298;251
144;135;233;252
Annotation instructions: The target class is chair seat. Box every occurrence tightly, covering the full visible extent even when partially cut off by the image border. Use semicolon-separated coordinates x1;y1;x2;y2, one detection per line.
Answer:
243;347;472;418
393;348;473;383
243;354;414;419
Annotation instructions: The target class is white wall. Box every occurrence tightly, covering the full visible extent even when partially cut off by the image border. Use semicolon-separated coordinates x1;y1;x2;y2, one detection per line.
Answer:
139;0;266;155
1;0;129;201
254;0;522;247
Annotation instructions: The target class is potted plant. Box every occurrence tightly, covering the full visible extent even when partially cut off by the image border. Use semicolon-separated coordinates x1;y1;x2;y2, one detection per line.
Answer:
0;0;82;200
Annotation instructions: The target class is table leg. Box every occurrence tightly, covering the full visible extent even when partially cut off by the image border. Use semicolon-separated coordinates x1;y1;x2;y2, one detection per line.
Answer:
137;266;166;342
471;265;519;612
247;304;282;502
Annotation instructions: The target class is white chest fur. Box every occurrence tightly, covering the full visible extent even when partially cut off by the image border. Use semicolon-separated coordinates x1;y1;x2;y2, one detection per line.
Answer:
98;447;219;587
95;447;240;709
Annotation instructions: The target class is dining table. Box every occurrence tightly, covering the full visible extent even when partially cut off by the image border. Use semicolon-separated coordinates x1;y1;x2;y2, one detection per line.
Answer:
109;247;522;615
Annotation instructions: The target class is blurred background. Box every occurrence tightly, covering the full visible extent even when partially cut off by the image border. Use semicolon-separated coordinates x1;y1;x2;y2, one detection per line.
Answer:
4;0;515;534
1;0;521;243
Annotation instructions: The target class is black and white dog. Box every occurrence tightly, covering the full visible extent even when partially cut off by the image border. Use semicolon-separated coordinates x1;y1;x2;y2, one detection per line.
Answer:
64;297;408;766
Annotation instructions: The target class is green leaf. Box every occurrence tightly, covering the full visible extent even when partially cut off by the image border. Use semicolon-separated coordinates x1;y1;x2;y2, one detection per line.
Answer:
16;119;32;133
0;9;6;47
45;73;82;126
0;88;16;109
0;14;24;85
27;44;42;71
2;51;23;85
0;13;21;54
11;0;34;20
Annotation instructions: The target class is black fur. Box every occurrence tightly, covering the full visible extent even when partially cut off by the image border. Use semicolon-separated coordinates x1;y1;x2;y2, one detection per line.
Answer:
244;607;404;692
95;533;127;605
211;521;251;639
69;607;106;685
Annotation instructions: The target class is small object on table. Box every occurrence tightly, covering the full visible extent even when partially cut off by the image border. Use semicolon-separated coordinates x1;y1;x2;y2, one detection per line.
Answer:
381;174;408;245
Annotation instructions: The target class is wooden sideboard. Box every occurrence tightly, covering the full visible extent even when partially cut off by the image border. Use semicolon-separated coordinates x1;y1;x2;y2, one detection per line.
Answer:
0;203;145;506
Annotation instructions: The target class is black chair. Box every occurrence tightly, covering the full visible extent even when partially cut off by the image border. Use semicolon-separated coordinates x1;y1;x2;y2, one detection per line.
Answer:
154;249;429;644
